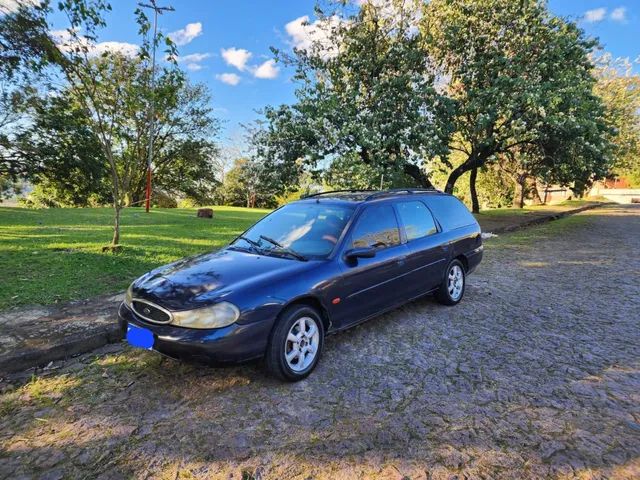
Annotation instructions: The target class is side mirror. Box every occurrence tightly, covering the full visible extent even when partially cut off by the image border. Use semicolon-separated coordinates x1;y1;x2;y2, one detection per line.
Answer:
344;247;376;260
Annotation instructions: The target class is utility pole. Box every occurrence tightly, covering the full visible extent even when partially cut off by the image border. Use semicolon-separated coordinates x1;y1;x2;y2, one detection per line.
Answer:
138;0;174;213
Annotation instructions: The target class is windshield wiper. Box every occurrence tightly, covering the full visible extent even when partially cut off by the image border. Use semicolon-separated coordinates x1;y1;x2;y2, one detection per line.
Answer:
234;235;263;253
259;235;307;261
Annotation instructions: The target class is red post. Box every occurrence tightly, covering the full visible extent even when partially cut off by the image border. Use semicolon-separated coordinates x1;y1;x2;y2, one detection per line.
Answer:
145;165;152;212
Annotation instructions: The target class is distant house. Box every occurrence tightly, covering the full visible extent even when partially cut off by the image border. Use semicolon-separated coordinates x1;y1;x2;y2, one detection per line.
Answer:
589;178;640;204
538;185;572;204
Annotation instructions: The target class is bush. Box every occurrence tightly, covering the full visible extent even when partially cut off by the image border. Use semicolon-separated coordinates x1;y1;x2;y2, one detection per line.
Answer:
177;197;202;209
152;190;178;208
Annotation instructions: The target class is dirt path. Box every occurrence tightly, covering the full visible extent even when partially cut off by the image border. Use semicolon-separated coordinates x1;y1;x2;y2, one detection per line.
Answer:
1;204;638;479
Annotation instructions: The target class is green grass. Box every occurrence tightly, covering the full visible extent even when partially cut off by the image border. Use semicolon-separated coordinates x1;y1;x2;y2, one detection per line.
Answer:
0;199;603;311
475;199;600;219
484;213;591;249
0;206;270;310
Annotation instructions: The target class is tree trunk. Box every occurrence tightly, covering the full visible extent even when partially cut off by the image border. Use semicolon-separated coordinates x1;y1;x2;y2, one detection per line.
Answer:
445;155;478;194
513;173;527;208
444;163;465;194
104;151;122;246
469;167;480;213
528;177;543;205
112;204;121;245
402;163;434;188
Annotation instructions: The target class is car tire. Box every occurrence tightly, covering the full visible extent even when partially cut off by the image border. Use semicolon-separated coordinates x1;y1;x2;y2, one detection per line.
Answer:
265;305;325;382
436;259;466;306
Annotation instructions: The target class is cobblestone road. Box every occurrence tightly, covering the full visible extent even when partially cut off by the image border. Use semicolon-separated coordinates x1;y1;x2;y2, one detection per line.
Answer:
1;204;638;479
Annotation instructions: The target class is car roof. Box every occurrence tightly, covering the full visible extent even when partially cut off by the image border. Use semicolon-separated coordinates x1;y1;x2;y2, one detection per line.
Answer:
293;188;447;206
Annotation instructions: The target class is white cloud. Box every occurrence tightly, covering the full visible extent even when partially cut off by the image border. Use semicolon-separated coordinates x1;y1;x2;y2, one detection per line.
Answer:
216;73;241;86
177;52;210;63
51;29;139;57
610;7;626;22
168;22;202;46
92;41;139;56
285;14;344;55
0;0;36;14
584;7;607;22
176;52;210;71
252;59;279;79
1;0;20;13
221;47;252;71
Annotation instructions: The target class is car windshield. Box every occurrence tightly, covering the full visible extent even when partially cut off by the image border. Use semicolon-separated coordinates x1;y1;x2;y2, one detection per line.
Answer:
232;202;354;259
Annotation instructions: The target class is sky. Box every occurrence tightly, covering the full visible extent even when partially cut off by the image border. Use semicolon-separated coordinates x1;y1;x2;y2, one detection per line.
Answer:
43;0;640;146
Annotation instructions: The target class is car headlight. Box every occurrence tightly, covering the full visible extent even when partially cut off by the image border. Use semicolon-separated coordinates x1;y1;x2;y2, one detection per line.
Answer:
171;302;240;329
125;284;133;307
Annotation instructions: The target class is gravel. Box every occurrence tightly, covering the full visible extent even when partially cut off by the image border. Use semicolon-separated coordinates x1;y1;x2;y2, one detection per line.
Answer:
1;204;638;479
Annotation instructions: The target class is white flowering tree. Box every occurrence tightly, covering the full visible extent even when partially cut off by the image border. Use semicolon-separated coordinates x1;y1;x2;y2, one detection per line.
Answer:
422;0;612;210
594;55;640;187
253;0;455;190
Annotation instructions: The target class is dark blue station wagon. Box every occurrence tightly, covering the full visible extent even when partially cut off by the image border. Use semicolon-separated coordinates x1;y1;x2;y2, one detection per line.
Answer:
119;189;483;381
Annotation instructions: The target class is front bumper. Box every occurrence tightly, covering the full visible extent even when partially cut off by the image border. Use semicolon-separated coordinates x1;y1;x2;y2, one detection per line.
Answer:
118;302;273;365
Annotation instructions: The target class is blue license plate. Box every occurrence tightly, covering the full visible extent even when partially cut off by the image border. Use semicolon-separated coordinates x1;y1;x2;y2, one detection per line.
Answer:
126;324;154;349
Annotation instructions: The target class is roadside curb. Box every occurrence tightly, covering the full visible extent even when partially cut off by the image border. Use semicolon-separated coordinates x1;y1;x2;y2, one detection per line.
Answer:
0;293;124;376
485;203;610;235
0;323;123;375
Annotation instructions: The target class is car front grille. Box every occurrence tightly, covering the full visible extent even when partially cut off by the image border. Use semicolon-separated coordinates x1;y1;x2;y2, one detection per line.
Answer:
132;299;172;324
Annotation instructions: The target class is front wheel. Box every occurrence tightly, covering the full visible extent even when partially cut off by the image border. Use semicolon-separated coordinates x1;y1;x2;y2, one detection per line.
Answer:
436;259;466;306
265;305;324;382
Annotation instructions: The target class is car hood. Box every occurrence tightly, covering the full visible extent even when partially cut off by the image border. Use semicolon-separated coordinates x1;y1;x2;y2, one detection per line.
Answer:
132;248;316;310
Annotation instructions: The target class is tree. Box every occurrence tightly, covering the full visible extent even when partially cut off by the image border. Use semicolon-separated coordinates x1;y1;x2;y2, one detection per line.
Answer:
0;0;58;80
254;0;454;190
220;158;279;209
422;0;611;210
15;59;220;207
48;1;182;246
0;1;59;180
14;93;111;207
593;56;640;187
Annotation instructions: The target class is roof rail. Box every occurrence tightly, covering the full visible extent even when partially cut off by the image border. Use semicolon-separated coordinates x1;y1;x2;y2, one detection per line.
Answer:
364;187;439;200
300;189;376;199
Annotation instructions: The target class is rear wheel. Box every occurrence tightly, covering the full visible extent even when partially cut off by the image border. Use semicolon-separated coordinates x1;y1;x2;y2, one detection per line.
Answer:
436;259;466;305
265;305;324;381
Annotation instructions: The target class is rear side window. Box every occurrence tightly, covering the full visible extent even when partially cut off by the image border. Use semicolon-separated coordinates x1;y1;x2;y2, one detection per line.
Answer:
396;201;438;241
351;204;400;250
424;195;476;231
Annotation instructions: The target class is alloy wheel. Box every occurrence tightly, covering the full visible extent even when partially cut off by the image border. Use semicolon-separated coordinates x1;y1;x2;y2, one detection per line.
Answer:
284;316;320;372
448;264;464;300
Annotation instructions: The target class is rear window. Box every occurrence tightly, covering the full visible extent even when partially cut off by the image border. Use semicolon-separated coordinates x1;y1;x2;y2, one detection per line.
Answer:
396;201;438;241
424;195;476;231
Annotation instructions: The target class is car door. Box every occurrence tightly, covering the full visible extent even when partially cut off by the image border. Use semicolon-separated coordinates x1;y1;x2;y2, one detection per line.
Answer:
332;203;410;327
394;200;449;299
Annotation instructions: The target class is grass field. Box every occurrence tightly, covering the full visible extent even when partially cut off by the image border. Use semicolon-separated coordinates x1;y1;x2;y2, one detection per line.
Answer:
0;206;269;310
0;199;602;311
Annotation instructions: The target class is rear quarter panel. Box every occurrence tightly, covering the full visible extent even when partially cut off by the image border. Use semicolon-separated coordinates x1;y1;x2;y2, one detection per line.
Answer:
422;194;483;273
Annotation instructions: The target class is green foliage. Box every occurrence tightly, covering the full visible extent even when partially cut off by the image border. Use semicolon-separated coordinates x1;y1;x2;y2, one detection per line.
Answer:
18;67;221;208
593;55;640;187
14;94;112;206
220;158;279;209
0;0;59;80
430;152;514;209
0;177;25;201
2;1;220;237
253;0;454;190
422;0;613;196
